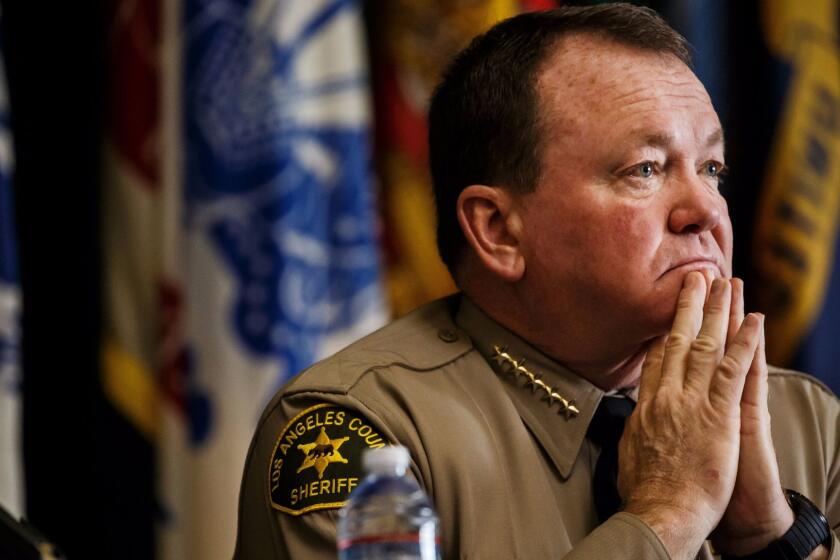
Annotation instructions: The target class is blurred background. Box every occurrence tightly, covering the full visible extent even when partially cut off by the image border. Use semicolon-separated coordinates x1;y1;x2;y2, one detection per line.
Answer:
0;0;838;558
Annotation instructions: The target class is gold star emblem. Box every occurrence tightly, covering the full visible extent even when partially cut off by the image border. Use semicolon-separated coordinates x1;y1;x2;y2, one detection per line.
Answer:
563;401;580;419
492;345;509;366
296;427;350;479
544;390;563;407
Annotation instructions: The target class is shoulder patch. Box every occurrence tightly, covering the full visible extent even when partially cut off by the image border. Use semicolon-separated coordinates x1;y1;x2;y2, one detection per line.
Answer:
268;403;387;515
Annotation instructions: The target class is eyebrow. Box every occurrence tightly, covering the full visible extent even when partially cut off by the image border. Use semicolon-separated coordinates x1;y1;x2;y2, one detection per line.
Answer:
640;128;726;152
704;128;725;151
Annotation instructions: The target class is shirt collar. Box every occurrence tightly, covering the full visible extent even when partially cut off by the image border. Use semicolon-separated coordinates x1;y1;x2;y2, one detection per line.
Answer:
455;295;607;479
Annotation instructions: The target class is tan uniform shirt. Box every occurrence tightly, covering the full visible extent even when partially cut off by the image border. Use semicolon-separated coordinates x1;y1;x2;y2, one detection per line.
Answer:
235;295;840;559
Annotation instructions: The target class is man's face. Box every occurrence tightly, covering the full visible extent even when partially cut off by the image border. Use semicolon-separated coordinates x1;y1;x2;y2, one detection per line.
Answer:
517;35;732;345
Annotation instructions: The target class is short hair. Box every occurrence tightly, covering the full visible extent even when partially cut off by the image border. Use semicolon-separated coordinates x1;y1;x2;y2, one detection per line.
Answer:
428;3;691;276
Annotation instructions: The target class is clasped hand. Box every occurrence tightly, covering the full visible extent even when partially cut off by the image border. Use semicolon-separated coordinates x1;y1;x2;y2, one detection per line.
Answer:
618;271;796;560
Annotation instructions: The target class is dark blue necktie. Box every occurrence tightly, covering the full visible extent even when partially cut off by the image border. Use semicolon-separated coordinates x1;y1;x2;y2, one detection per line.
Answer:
586;396;635;523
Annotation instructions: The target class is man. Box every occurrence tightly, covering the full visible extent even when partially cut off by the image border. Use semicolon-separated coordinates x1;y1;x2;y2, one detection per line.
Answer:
235;4;840;559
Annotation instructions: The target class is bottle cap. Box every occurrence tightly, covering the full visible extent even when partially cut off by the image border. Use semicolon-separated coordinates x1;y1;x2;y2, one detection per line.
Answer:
363;445;410;474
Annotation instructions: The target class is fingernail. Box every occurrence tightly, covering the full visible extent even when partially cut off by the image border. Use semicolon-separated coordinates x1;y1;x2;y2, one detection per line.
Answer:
747;312;764;326
711;278;725;294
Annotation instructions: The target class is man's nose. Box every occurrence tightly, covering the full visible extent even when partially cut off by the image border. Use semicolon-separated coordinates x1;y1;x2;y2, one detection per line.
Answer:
667;175;722;234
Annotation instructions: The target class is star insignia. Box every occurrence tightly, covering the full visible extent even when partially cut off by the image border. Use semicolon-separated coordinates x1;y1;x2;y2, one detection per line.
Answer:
296;427;350;479
563;401;580;419
524;371;546;394
492;345;510;367
544;390;563;407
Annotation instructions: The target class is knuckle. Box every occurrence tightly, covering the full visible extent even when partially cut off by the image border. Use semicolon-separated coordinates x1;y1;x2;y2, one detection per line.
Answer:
704;301;725;314
686;356;714;381
691;335;719;354
729;335;753;353
665;332;689;350
716;356;742;380
677;297;697;311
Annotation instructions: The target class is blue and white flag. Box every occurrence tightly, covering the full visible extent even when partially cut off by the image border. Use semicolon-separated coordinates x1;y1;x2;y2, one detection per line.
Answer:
159;1;386;557
0;10;23;518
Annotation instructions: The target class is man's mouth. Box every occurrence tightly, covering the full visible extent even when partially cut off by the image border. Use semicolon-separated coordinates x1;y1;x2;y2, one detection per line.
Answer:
662;258;722;277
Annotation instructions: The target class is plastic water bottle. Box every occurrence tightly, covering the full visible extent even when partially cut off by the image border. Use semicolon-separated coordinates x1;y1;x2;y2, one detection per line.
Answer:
337;445;442;559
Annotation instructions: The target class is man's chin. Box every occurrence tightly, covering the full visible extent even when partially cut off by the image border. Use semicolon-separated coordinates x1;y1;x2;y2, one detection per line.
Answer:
633;302;680;338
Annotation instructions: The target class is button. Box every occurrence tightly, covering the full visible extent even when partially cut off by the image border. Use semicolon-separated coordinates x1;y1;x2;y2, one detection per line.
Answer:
437;328;458;343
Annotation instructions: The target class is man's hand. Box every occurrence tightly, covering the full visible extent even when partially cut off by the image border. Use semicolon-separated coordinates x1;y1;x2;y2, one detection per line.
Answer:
618;272;763;560
710;279;798;556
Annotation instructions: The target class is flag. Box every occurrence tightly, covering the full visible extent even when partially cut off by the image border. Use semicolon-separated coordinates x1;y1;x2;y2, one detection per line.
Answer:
0;6;23;518
158;1;387;558
751;0;840;390
370;0;555;316
100;0;161;555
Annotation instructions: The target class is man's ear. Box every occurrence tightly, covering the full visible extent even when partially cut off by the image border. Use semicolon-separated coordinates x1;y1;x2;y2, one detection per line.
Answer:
456;185;525;282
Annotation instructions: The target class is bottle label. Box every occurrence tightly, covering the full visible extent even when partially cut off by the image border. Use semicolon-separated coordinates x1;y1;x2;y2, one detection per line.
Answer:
268;403;388;515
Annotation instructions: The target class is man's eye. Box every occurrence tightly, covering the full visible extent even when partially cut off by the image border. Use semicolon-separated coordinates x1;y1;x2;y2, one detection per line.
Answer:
631;162;655;178
702;161;727;179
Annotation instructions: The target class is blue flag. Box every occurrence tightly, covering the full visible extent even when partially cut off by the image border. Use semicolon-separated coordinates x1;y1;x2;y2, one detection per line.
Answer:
158;1;386;557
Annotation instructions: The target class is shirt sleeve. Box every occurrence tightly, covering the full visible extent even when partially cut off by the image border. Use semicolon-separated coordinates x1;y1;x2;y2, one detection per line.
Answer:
234;393;323;560
233;391;406;560
560;512;672;560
